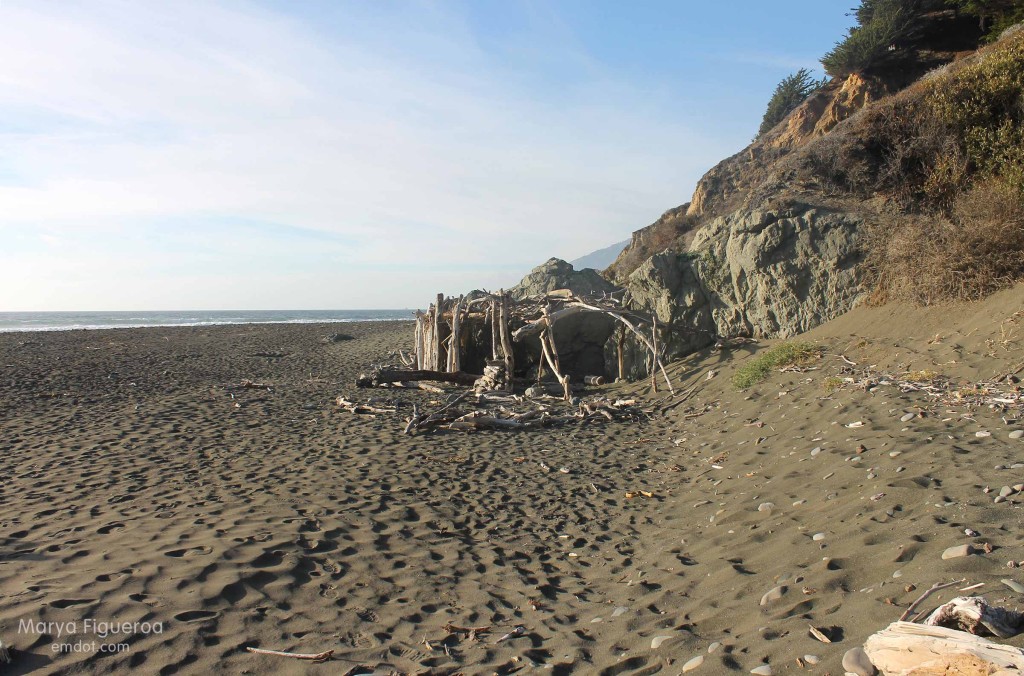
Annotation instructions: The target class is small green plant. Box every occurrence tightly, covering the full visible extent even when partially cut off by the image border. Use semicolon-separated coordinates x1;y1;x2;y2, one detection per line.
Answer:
823;376;845;393
731;342;825;389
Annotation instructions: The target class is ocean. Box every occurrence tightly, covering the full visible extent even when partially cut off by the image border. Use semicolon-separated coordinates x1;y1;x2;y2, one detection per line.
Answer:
0;309;413;333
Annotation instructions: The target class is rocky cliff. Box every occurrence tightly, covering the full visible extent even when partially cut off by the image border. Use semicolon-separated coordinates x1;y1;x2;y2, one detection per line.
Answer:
603;14;1024;372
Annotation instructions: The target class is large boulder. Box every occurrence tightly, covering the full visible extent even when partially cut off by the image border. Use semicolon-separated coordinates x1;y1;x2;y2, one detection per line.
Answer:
614;205;864;376
692;206;864;338
511;258;620;379
511;258;617;300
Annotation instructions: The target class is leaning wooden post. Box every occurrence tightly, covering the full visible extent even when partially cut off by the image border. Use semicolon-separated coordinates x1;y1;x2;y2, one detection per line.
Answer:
650;315;659;393
433;293;445;371
498;292;515;392
448;294;465;373
539;328;570;400
414;311;423;370
490;297;501;361
617;324;626;382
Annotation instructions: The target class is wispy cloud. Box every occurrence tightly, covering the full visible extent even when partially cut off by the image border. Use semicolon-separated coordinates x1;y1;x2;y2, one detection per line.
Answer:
0;0;730;309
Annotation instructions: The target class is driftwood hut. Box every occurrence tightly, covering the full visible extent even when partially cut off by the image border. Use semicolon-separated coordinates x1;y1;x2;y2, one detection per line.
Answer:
408;287;673;399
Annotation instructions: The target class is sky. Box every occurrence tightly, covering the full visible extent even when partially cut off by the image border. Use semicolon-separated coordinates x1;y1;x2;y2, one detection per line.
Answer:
0;0;854;311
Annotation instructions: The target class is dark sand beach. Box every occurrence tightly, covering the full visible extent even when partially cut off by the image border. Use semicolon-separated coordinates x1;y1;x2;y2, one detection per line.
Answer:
3;293;1024;674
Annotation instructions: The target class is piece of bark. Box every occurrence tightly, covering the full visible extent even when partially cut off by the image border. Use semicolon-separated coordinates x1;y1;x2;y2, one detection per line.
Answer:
864;620;1024;675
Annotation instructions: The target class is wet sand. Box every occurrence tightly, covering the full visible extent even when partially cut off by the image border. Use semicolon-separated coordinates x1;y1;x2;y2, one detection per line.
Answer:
3;290;1024;674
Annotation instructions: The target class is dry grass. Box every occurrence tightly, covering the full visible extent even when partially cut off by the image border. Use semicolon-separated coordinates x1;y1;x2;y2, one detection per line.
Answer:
864;178;1024;304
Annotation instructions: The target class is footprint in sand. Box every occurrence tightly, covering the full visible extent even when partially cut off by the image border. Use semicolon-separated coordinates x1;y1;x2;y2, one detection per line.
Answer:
50;598;96;609
164;546;213;558
173;610;218;623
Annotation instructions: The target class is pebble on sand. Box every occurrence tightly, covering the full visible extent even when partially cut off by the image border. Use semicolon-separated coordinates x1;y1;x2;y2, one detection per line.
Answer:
976;431;992;437
683;655;704;672
842;647;877;676
757;502;775;513
1002;579;1024;593
650;636;673;649
707;642;721;654
900;412;915;422
812;532;826;541
1010;430;1024;439
750;666;772;676
803;654;819;665
942;544;975;560
1000;486;1014;498
759;585;786;606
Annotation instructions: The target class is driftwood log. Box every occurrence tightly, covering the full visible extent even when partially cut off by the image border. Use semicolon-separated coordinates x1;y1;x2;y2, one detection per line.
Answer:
923;596;1024;639
864;621;1024;675
357;368;480;388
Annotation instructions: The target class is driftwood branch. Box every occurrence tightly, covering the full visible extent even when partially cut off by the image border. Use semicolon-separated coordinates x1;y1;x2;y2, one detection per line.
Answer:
246;647;334;663
923;596;1024;638
357;368;480;388
899;579;966;621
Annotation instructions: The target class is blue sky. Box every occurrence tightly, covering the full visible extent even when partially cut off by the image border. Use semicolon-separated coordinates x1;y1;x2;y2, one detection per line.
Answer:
0;0;853;310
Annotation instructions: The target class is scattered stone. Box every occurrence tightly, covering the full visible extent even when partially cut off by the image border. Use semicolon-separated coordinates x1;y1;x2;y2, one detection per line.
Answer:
707;642;721;654
1010;430;1024;440
895;466;905;472
892;570;903;578
650;636;672;649
842;647;877;676
900;412;915;422
976;431;992;438
1014;463;1024;469
803;654;819;665
1000;486;1014;498
889;450;902;457
757;502;775;513
965;528;980;537
1015;484;1024;492
1002;579;1024;593
749;666;772;676
812;532;826;541
611;606;628;617
811;446;822;457
792;499;806;506
995;495;1007;504
942;544;975;560
683;655;704;672
759;585;786;606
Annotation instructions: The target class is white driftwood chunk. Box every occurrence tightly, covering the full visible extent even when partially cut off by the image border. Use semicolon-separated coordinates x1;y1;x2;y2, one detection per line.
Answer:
863;621;1024;675
923;596;1024;639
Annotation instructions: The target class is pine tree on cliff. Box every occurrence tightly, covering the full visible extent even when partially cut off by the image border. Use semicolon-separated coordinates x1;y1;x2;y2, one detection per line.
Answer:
756;69;823;139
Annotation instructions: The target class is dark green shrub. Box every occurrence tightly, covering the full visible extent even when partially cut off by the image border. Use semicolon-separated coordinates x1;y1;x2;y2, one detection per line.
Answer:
756;69;826;138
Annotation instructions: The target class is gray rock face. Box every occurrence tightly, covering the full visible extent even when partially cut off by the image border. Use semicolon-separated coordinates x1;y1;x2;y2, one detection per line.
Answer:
616;205;864;374
510;258;617;300
691;206;864;339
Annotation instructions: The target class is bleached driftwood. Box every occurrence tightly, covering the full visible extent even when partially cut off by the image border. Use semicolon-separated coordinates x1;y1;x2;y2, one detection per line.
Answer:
863;621;1024;675
923;596;1024;638
356;368;480;387
246;646;334;663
